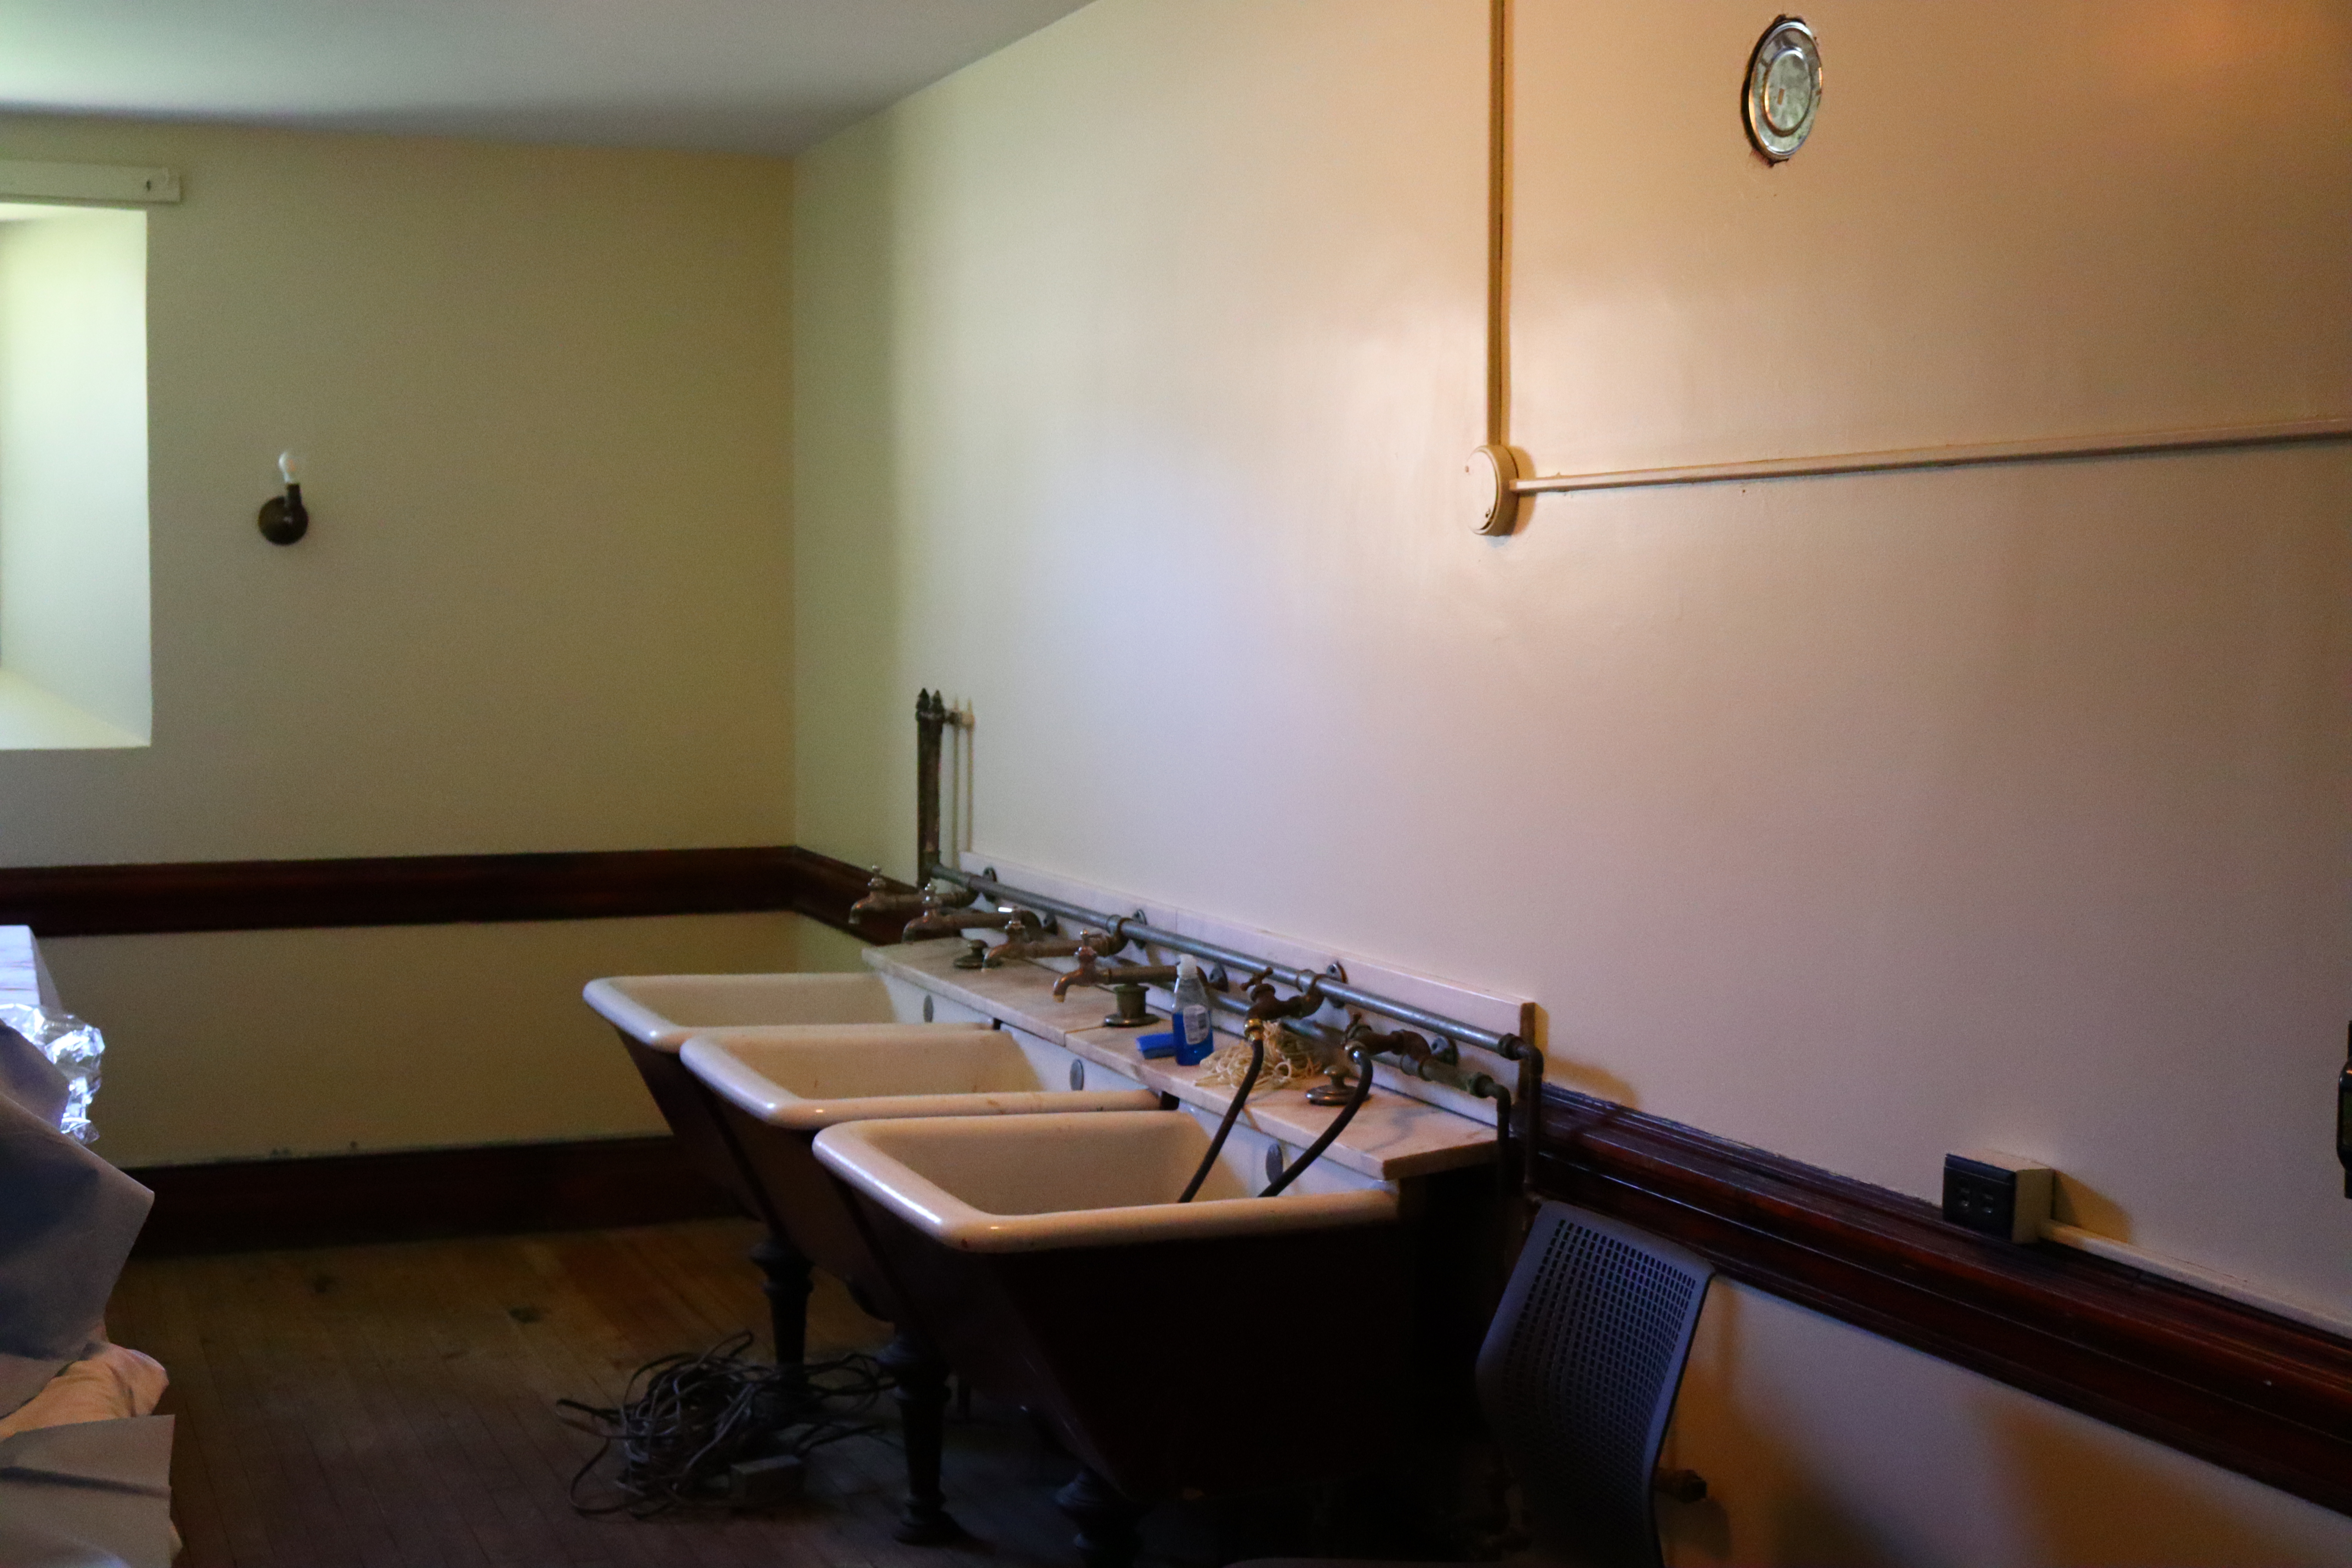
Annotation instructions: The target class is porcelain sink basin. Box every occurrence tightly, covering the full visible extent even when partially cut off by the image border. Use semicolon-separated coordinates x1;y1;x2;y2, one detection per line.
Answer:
811;1109;1409;1506
584;969;986;1225
682;1028;1160;1129
813;1109;1396;1252
584;971;951;1049
677;1027;1160;1328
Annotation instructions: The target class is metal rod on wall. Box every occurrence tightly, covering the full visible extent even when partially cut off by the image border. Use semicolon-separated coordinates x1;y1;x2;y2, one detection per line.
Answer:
1509;415;2352;497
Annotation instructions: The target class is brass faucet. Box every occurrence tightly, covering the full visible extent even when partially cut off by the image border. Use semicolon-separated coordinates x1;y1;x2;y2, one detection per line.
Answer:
901;904;1045;943
848;868;976;922
1243;976;1325;1025
1050;941;1178;1000
1341;1015;1454;1075
994;928;1125;964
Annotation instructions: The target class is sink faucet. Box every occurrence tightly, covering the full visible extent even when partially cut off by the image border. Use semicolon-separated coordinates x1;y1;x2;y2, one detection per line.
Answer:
994;928;1125;964
1050;941;1178;1000
1341;1015;1453;1075
1243;977;1325;1025
902;904;1046;943
849;868;976;922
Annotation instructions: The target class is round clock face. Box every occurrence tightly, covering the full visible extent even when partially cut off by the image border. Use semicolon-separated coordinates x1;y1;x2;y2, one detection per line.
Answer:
1745;19;1821;161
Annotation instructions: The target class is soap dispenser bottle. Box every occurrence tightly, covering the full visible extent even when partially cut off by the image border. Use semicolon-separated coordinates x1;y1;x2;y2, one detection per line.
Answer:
1171;956;1215;1067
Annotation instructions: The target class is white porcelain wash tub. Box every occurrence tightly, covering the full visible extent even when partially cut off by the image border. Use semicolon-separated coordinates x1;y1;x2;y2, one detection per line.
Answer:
678;1024;1158;1546
582;971;986;1204
679;1027;1159;1315
581;967;999;1388
585;970;968;1044
813;1110;1410;1510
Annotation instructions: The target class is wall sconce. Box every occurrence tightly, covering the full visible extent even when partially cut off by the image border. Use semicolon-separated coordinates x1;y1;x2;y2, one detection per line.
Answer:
258;452;309;545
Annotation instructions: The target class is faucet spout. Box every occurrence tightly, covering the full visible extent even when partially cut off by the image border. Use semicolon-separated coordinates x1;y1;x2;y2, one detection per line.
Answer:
1342;1017;1454;1078
849;868;977;922
1050;944;1178;1000
994;929;1124;964
901;904;1045;943
1051;944;1105;999
1244;977;1325;1025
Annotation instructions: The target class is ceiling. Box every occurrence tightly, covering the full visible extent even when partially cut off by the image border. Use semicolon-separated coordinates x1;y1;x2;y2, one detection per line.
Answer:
0;0;1093;156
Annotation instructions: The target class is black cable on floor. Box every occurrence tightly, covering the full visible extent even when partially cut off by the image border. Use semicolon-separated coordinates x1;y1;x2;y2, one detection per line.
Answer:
559;1332;892;1517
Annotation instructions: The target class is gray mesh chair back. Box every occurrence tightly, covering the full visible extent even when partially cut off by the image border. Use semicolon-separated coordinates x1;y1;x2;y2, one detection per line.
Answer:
1474;1201;1714;1568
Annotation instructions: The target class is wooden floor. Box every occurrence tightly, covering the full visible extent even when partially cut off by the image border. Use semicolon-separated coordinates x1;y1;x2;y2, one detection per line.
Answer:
105;1220;1116;1568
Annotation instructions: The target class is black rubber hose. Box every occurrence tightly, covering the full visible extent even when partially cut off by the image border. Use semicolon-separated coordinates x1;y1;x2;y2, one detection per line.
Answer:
1177;1024;1264;1203
1261;1044;1375;1197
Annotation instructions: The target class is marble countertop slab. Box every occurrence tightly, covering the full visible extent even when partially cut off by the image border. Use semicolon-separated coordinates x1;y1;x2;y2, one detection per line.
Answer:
866;939;1497;1182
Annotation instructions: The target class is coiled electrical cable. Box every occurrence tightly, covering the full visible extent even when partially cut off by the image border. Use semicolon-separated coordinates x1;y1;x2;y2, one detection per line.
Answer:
560;1332;890;1517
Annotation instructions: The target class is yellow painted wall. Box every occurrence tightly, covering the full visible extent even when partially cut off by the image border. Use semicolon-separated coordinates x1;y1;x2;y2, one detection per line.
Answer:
43;915;800;1165
0;115;800;1163
790;2;2352;1559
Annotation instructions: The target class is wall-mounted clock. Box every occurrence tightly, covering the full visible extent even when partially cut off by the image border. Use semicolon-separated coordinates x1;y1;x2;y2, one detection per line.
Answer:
1745;18;1821;162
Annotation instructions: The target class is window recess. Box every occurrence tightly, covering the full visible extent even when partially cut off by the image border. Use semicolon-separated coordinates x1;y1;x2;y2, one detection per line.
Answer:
0;162;175;749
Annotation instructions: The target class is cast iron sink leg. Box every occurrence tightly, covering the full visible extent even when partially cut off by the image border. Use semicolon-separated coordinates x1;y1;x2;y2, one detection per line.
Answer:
1056;1466;1147;1568
748;1230;814;1370
879;1332;963;1544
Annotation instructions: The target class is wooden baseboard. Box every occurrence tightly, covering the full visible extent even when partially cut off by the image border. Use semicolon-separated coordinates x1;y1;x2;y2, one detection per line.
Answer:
0;844;915;945
1532;1085;2352;1519
126;1135;741;1256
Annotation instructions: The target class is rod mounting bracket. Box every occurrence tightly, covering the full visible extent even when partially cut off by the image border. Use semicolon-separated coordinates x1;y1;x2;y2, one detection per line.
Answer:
1468;444;1523;535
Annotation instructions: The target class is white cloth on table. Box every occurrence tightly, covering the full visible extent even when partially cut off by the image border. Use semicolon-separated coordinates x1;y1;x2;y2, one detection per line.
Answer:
0;1025;152;1416
0;1015;174;1563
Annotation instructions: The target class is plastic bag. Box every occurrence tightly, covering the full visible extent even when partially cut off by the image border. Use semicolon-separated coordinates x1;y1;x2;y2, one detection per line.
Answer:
0;1005;104;1144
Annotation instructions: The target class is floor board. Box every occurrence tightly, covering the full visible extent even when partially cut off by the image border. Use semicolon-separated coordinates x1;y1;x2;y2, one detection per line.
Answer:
107;1220;1109;1568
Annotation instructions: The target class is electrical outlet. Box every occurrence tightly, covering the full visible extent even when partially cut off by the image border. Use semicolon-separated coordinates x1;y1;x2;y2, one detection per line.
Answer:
1942;1150;2053;1243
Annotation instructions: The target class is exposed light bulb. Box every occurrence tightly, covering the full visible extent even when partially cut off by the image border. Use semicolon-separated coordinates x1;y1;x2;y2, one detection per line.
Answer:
258;451;311;544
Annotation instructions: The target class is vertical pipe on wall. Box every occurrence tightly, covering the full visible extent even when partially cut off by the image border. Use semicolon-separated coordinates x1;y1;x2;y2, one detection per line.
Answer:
915;690;948;880
1485;0;1512;448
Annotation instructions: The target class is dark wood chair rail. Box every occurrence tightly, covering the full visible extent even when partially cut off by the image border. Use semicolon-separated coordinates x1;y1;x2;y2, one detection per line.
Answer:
0;845;916;946
1532;1087;2352;1518
15;844;2344;1515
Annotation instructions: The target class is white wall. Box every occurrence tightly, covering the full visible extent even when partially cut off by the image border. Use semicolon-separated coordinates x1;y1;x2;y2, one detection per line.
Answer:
1494;1;2351;1309
0;115;800;1164
1664;1283;2352;1567
1510;3;2351;468
790;1;2352;1558
0;207;151;742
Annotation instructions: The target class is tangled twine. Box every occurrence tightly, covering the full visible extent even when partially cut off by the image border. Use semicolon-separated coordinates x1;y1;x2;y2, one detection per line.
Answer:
1194;1018;1323;1093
